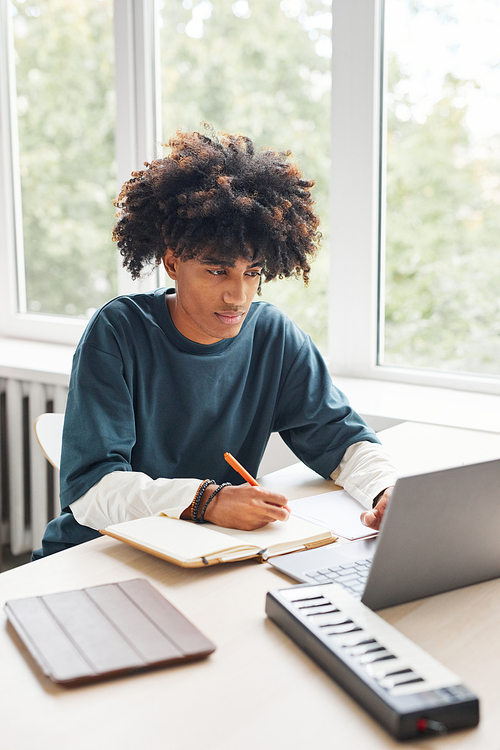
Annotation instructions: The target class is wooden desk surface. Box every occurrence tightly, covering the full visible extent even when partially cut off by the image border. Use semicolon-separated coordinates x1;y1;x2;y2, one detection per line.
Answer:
1;422;500;750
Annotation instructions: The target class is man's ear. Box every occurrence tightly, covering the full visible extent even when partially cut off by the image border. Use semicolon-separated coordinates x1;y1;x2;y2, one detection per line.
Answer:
162;248;178;280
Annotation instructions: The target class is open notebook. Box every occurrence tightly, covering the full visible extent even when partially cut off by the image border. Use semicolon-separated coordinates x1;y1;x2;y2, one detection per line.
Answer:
101;514;337;567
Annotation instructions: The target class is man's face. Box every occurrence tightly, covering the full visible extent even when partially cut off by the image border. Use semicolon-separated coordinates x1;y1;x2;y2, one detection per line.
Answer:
163;248;263;345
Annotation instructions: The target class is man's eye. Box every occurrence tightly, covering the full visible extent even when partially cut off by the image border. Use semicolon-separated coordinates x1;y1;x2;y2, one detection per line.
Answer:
247;271;262;278
208;269;226;276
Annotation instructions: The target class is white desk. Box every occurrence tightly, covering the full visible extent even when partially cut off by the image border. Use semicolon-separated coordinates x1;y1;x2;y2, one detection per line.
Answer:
1;422;500;750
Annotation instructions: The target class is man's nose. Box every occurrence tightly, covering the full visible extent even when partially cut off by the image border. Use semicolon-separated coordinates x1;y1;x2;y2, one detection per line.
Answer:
223;277;246;306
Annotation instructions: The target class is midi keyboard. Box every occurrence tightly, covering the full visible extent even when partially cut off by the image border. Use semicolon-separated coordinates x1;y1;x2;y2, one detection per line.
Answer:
265;582;479;740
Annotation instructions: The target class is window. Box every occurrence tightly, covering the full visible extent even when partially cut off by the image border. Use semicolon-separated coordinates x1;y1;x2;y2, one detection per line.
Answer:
383;0;500;379
158;0;331;353
1;0;331;349
329;0;500;394
1;0;499;395
0;0;116;343
13;0;117;319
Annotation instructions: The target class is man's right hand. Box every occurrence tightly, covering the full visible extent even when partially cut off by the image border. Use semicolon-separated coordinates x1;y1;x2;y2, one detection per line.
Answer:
182;484;291;530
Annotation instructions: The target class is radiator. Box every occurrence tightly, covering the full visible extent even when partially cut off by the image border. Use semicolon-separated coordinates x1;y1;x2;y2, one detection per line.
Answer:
0;377;68;557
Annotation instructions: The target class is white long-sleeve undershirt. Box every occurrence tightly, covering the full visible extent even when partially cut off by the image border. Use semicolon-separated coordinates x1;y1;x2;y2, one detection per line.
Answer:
70;440;399;531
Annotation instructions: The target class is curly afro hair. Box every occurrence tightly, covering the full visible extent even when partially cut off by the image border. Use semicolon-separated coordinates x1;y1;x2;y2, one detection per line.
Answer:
113;126;321;284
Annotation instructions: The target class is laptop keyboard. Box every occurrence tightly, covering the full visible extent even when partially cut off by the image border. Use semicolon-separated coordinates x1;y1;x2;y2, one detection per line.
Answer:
304;558;372;599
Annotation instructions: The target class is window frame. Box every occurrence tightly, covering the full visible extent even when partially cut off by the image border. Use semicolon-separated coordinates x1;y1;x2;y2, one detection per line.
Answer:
329;0;500;396
0;0;160;346
1;0;499;394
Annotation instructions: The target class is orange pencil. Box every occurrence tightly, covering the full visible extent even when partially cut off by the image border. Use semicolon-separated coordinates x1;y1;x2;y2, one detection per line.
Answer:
224;452;259;486
224;451;291;515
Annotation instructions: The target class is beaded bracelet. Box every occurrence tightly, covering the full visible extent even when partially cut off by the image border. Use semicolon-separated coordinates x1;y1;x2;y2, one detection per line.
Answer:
198;482;232;524
190;479;216;521
189;480;207;520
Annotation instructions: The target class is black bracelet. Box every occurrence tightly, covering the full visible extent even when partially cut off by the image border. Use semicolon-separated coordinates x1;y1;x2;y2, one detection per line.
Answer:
198;482;232;524
372;488;387;509
192;479;216;522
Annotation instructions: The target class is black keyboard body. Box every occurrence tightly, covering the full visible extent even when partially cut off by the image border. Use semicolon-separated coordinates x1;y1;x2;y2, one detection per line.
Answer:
265;582;479;740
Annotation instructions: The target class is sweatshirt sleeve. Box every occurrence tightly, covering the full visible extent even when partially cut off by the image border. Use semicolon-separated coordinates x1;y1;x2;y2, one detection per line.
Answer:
70;471;203;529
330;441;399;509
274;336;381;478
60;340;138;510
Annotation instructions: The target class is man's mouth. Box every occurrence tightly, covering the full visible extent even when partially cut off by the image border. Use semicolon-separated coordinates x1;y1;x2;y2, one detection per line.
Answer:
215;311;245;325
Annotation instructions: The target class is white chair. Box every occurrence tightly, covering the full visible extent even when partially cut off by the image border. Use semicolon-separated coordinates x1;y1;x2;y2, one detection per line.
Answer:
34;413;64;470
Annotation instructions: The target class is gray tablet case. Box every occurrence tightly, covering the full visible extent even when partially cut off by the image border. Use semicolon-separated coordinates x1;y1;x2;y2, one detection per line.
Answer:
5;578;215;685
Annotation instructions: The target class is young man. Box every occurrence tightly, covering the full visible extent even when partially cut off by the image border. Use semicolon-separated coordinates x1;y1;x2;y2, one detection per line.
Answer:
35;128;397;558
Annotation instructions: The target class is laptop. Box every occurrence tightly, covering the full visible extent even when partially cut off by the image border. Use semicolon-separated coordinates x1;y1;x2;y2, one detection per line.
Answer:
269;457;500;610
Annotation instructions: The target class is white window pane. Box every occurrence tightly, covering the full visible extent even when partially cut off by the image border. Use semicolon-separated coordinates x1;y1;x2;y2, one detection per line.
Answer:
158;0;330;352
12;0;117;319
382;0;500;376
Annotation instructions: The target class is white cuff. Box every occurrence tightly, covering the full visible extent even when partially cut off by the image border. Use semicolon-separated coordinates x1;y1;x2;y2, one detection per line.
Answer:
330;441;399;510
70;471;204;530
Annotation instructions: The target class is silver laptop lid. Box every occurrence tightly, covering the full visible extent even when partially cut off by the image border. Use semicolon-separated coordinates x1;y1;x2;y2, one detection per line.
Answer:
362;458;500;609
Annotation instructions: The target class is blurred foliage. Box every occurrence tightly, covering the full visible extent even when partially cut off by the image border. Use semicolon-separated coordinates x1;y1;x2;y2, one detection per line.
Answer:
11;0;117;318
159;0;331;351
384;48;500;375
10;0;500;374
12;0;331;346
